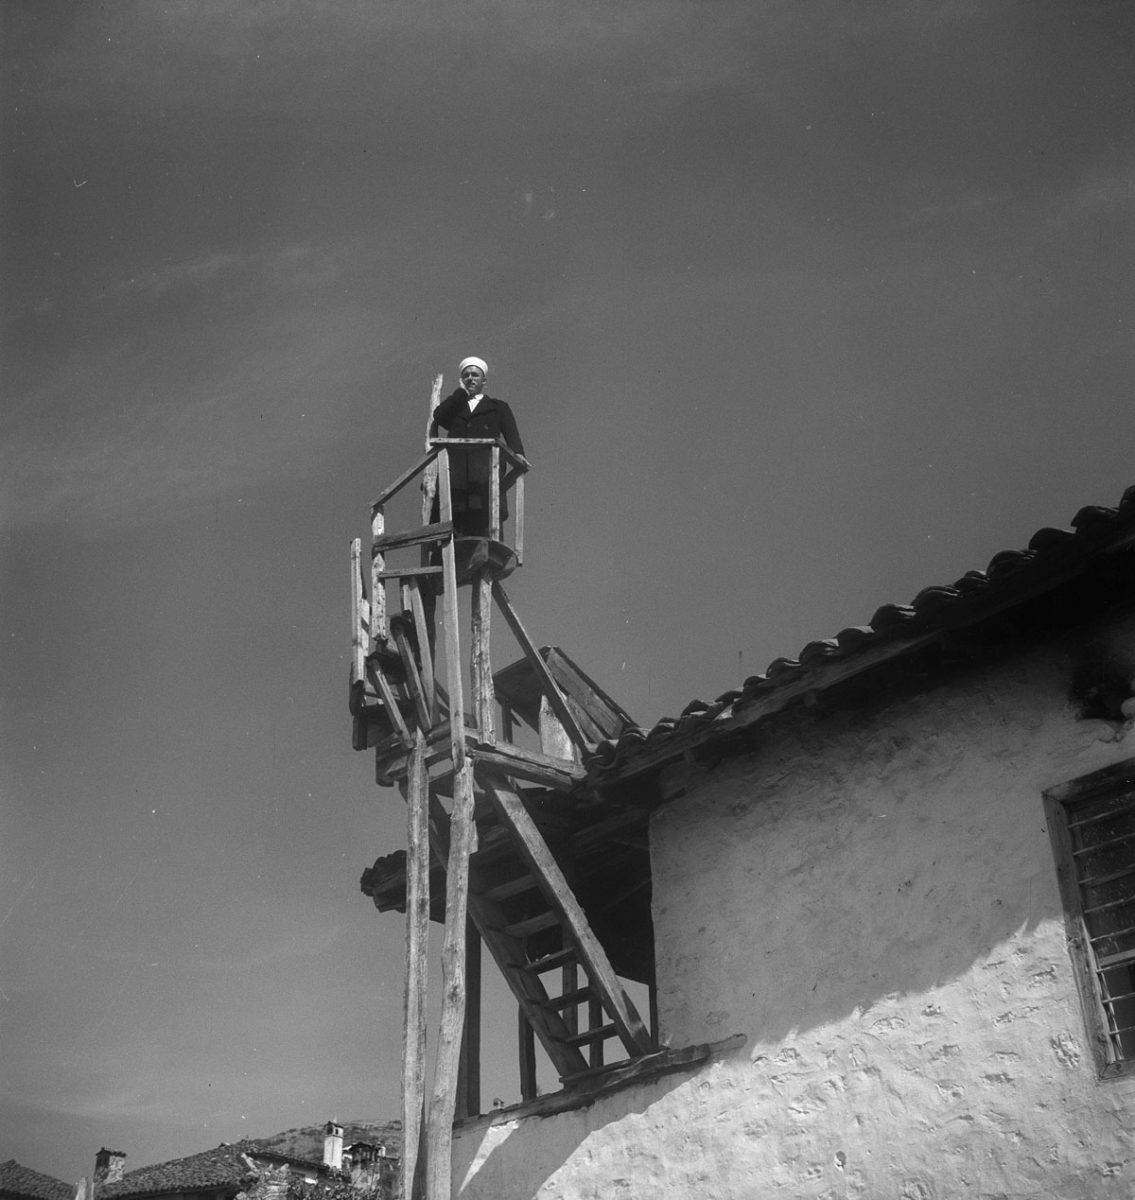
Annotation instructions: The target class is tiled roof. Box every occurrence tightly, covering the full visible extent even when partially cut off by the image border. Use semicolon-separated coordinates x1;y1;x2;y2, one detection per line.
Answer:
96;1144;259;1200
0;1160;73;1200
587;485;1135;780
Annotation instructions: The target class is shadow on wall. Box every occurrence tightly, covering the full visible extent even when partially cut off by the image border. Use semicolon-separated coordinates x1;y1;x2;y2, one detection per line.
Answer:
453;1066;694;1199
652;651;1101;1047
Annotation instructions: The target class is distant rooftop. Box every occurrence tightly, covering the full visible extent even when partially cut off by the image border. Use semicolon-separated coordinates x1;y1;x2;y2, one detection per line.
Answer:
0;1160;73;1200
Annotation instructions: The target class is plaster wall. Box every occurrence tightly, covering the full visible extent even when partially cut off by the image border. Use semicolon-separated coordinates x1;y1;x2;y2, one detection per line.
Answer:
452;622;1135;1198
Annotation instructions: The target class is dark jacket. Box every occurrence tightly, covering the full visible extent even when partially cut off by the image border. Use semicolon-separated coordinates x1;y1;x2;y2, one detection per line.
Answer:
429;389;525;533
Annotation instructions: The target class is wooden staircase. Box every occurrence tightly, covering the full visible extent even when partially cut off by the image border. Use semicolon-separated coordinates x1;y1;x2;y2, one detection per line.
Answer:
350;414;652;1199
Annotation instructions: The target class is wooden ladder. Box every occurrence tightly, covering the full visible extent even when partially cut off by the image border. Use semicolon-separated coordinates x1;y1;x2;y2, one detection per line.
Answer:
424;769;654;1086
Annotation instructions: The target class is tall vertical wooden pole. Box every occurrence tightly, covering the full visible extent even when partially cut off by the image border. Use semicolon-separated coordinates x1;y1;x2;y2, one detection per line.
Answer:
426;451;475;1200
402;374;443;1199
400;728;430;1200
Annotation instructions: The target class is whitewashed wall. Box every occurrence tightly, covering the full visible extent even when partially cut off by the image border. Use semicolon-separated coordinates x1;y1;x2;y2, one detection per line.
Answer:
453;621;1135;1198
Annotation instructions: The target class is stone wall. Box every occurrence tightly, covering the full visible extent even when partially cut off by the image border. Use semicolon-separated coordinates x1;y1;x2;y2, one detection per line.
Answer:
452;618;1135;1197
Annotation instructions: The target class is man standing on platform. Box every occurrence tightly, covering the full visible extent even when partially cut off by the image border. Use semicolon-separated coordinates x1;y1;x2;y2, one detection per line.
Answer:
429;355;526;537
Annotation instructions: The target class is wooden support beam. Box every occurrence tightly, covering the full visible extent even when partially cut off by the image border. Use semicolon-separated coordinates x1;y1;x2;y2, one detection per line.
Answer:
588;995;605;1069
467;740;584;791
367;659;412;745
400;729;430;1200
392;614;431;731
479;775;655;1061
427;761;475;1200
492;583;590;754
406;580;437;723
519;1009;537;1102
425;447;470;1200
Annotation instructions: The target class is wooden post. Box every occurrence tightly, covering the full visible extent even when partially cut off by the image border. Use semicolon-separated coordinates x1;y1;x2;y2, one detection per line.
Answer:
427;757;475;1200
456;918;481;1119
350;538;367;685
421;375;444;530
489;444;500;541
370;505;388;645
425;447;475;1200
492;582;589;752
401;728;430;1200
470;569;495;743
519;1009;537;1101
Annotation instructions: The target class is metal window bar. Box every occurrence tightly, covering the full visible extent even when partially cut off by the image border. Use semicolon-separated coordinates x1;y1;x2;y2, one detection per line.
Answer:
1090;921;1135;950
1079;892;1135;919
1069;787;1135;1064
1072;827;1135;860
1078;861;1135;891
1066;791;1135;831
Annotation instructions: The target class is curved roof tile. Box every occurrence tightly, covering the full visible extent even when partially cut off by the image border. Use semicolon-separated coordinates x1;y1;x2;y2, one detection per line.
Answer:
586;487;1135;780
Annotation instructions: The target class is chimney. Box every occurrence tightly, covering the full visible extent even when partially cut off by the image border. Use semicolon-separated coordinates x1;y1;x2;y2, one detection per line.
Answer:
93;1151;126;1189
322;1122;343;1172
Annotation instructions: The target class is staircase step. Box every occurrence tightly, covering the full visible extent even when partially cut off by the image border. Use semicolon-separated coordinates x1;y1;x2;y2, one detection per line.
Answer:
527;947;577;975
504;910;559;938
566;1023;617;1048
485;874;539;901
541;986;594;1011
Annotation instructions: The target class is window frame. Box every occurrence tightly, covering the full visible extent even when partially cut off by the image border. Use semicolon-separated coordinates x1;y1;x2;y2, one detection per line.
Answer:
1045;756;1135;1080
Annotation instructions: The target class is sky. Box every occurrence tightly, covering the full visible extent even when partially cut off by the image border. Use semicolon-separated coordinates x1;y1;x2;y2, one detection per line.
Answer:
3;0;1135;1184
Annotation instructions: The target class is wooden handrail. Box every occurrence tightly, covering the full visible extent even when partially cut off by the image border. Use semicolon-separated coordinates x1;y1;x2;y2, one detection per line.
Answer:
428;437;530;474
371;447;441;512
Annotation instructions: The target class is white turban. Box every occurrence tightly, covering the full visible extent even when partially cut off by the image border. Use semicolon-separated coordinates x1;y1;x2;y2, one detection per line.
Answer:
459;356;488;376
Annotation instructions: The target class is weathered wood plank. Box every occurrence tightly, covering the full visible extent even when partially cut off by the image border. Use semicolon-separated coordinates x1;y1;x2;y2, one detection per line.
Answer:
538;695;578;762
370;509;387;644
480;775;655;1060
426;761;476;1200
514;474;525;565
519;1009;537;1102
350;538;366;686
400;729;430;1200
367;659;412;745
376;566;444;580
467;740;584;791
492;582;590;753
471;570;495;743
425;446;469;1200
489;445;500;541
393;617;432;732
372;521;455;554
456;919;481;1121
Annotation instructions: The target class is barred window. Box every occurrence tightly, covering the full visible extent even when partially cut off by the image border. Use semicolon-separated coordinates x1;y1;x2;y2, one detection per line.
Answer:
1046;758;1135;1077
